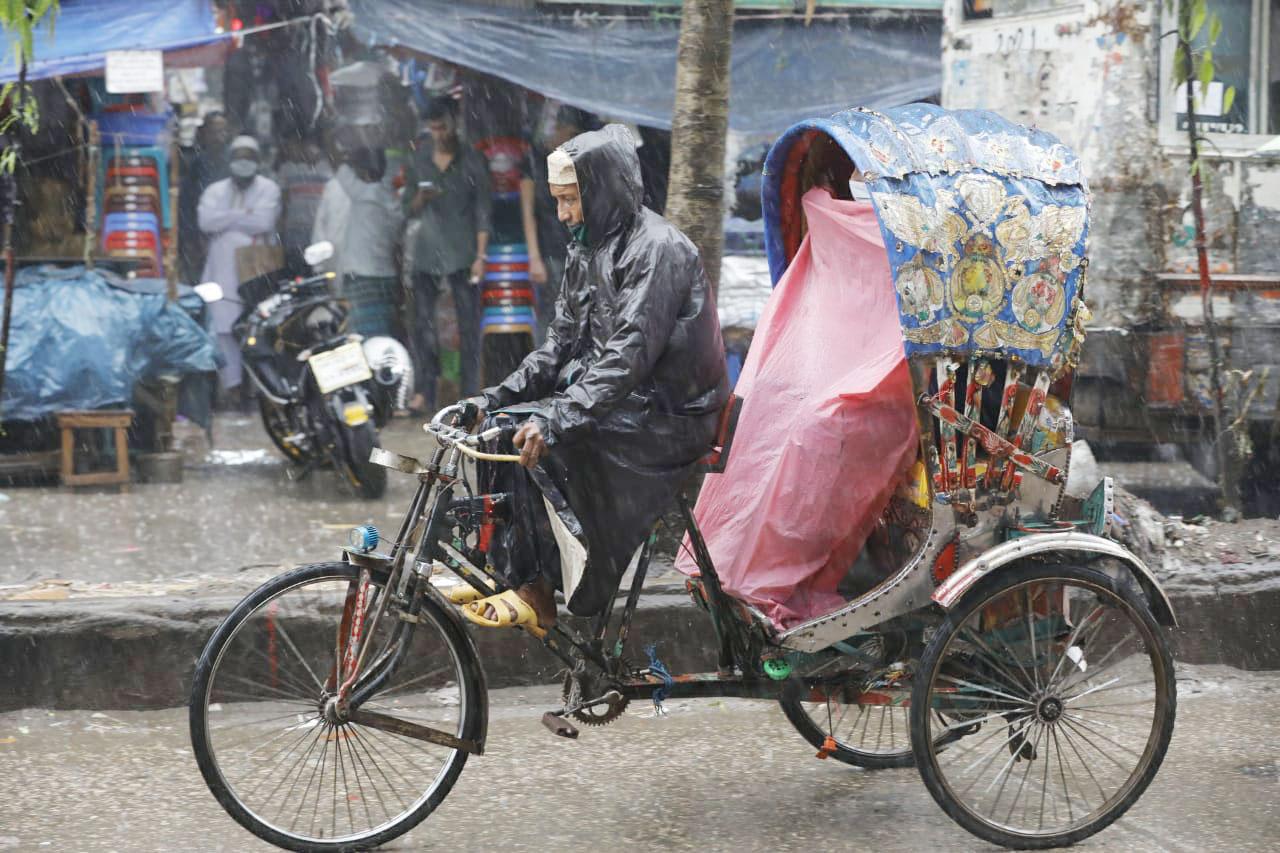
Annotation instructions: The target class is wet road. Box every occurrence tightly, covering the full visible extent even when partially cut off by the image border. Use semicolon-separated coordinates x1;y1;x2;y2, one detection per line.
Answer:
1;415;444;589
1;664;1277;852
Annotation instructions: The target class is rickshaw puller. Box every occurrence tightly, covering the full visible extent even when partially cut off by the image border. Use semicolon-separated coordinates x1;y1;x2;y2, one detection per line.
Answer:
453;124;729;637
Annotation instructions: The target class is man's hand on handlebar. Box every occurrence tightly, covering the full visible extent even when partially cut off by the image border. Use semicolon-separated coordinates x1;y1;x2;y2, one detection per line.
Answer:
513;421;548;470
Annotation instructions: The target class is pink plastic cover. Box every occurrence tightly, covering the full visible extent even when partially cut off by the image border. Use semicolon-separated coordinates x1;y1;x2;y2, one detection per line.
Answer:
677;188;920;630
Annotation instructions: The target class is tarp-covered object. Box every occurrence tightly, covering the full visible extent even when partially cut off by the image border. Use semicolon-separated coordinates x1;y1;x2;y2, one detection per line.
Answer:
677;189;919;629
351;0;940;135
763;104;1091;371
2;265;218;422
0;0;224;83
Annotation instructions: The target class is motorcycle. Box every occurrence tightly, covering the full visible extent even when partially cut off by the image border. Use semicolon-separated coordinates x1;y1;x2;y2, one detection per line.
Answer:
197;241;413;499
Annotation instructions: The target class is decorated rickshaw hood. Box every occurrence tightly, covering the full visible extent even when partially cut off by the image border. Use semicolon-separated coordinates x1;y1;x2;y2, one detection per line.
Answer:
762;103;1091;373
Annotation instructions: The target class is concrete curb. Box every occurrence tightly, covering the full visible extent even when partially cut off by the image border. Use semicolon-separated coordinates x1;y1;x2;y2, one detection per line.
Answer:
0;585;719;712
2;582;1277;711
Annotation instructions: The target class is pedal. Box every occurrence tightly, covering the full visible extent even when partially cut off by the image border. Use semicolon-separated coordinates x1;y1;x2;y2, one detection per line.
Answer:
541;711;579;739
563;690;622;717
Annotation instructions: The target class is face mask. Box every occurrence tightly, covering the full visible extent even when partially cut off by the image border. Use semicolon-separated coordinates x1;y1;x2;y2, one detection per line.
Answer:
229;159;259;180
569;222;589;246
848;178;871;202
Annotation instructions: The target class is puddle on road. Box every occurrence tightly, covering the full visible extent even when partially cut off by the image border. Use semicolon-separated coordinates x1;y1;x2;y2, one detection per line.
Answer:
202;449;275;467
1238;760;1279;780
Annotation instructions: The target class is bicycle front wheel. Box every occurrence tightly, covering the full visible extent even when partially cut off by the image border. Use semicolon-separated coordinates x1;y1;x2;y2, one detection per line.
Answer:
189;561;486;852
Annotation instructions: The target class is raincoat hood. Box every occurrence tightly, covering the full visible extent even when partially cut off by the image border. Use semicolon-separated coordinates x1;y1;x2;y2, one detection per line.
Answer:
562;123;642;243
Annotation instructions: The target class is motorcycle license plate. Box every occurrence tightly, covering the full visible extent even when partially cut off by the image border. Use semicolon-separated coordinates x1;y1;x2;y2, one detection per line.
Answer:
308;342;373;394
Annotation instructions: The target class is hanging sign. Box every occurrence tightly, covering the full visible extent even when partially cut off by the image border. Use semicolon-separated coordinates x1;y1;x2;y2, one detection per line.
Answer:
105;50;165;94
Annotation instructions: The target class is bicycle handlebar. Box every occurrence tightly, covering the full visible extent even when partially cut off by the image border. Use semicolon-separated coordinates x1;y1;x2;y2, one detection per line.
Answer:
423;420;523;464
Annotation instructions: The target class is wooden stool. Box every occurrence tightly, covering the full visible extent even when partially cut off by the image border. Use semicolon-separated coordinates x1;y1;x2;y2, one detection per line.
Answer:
56;409;134;489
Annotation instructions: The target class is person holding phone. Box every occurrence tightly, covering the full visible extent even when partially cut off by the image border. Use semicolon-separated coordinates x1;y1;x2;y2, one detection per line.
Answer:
401;96;493;414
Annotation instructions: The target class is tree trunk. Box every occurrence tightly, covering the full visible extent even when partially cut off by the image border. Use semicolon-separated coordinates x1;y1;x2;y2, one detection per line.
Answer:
666;0;734;296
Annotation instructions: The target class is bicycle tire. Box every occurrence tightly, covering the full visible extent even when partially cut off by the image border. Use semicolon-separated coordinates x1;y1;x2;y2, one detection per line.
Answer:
910;563;1176;849
189;562;486;852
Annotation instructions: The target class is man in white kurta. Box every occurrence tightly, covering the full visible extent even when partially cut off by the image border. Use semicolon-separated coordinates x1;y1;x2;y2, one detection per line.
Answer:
198;135;282;391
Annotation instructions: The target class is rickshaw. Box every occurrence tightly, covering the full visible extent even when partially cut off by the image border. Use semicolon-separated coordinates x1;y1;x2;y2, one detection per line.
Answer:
188;104;1177;852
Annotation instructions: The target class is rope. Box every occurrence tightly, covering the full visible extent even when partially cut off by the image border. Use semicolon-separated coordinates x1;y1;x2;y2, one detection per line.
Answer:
645;643;673;715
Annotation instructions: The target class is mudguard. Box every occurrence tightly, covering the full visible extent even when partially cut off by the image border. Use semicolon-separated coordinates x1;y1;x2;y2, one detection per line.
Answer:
932;531;1177;627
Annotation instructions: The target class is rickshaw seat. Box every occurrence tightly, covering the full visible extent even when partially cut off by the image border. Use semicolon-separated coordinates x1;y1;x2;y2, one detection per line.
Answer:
699;394;744;474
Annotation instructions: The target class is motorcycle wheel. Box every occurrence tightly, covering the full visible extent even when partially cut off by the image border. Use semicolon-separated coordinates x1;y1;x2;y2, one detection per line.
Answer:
259;397;304;462
337;420;387;500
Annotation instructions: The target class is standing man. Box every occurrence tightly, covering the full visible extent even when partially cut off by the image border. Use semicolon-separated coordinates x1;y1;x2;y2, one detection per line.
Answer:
523;105;598;334
198;135;282;397
334;147;403;338
179;110;233;283
276;135;332;267
402;96;492;414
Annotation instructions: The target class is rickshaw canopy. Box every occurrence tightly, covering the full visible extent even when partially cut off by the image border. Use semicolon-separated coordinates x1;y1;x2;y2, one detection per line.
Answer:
762;103;1090;373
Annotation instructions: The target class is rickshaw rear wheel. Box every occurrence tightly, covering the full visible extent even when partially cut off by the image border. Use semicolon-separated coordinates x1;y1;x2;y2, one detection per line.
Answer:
910;563;1175;849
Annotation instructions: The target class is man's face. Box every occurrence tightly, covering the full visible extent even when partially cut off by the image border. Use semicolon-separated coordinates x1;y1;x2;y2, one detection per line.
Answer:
204;116;231;150
550;183;583;227
427;117;454;148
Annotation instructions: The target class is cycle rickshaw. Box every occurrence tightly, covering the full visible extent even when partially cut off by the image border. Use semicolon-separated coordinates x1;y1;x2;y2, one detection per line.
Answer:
189;104;1177;851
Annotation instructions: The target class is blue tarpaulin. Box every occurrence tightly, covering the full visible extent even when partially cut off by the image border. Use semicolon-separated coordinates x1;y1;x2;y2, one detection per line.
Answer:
1;265;219;423
0;0;224;83
351;0;941;135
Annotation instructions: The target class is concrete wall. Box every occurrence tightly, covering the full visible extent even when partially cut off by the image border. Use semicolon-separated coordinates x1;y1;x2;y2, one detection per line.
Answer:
942;0;1280;328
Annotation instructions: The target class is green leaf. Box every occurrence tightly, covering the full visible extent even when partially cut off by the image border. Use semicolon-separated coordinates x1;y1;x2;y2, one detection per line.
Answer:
1208;14;1222;45
1222;85;1236;116
1190;0;1207;39
1173;47;1188;86
1199;50;1214;88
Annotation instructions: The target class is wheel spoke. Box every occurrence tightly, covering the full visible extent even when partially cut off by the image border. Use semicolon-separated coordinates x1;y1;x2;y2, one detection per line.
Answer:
934;673;1034;707
959;624;1039;698
1044;605;1104;689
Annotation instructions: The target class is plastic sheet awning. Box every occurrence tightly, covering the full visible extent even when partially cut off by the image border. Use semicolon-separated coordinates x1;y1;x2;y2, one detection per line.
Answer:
0;0;225;83
351;0;941;135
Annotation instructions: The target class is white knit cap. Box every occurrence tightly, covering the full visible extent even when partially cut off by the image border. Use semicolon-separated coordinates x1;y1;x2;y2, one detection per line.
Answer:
229;135;260;154
547;147;577;185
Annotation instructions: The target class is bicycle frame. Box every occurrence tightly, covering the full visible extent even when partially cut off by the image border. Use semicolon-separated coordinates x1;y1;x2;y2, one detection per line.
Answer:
336;428;864;718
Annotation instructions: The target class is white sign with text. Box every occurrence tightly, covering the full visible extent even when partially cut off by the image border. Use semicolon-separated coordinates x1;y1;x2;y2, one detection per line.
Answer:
105;50;165;94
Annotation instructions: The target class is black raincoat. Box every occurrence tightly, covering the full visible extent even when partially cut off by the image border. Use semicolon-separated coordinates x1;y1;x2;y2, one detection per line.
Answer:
480;124;729;615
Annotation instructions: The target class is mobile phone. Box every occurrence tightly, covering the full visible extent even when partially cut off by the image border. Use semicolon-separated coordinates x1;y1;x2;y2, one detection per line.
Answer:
417;180;436;190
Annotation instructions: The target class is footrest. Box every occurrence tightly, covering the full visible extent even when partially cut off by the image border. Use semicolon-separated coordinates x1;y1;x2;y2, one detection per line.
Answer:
541;712;579;740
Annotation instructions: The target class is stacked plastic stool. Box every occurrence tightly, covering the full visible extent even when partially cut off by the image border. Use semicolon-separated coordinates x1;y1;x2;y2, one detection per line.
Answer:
95;111;171;276
480;243;537;385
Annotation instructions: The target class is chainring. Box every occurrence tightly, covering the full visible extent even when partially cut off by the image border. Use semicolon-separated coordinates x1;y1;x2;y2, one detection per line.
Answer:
561;671;630;727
